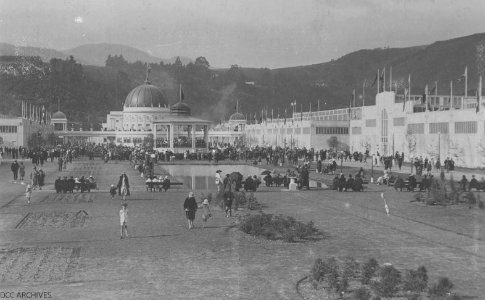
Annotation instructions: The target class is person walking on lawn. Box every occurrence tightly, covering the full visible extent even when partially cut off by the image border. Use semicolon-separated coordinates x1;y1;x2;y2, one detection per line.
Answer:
199;198;212;228
183;192;198;229
223;189;233;218
119;203;129;239
11;160;19;181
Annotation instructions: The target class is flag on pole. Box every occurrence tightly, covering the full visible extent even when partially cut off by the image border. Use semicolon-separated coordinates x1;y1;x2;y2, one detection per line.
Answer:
380;67;385;92
300;104;303;122
348;92;352;120
371;72;378;87
389;66;392;91
284;108;287;124
408;74;411;96
403;88;408;112
352;89;356;108
457;66;468;96
449;80;453;109
477;75;482;113
422;84;428;104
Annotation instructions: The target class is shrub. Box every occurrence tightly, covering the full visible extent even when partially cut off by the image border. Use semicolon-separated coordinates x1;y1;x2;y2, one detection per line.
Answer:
361;258;379;284
311;258;325;283
352;287;371;300
247;192;262;210
238;213;319;242
403;266;428;293
343;256;360;279
233;191;247;210
428;277;453;299
326;257;340;292
371;265;401;298
429;179;447;205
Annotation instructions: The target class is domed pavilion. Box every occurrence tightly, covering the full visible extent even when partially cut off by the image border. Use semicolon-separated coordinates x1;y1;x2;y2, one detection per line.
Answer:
51;111;68;131
102;67;211;152
207;100;246;146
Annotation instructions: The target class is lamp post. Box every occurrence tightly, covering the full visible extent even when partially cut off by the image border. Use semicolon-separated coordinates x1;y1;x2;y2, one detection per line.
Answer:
371;155;374;182
437;131;441;171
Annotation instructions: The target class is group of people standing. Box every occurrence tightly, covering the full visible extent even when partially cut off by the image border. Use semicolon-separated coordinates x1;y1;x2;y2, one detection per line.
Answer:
10;160;26;182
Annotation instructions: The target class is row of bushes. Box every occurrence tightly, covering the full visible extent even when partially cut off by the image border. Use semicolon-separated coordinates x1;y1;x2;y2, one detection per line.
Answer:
413;177;484;209
310;256;460;299
238;213;320;242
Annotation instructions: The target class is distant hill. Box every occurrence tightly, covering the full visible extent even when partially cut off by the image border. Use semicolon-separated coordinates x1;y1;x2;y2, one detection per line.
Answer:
1;32;485;124
64;43;193;66
235;32;485;110
65;43;159;66
0;42;193;67
0;42;70;63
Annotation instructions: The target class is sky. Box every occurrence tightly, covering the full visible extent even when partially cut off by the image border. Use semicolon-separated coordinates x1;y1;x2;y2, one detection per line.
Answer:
0;0;484;68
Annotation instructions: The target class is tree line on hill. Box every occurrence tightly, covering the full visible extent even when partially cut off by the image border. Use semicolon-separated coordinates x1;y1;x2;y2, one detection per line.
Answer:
1;32;484;126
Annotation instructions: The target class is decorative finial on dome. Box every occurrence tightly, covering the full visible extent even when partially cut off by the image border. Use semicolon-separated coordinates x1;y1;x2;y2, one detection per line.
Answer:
144;62;151;84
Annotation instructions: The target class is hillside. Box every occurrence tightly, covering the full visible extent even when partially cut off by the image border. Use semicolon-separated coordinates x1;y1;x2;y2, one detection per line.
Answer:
65;43;159;66
1;32;484;126
64;43;193;66
0;43;69;63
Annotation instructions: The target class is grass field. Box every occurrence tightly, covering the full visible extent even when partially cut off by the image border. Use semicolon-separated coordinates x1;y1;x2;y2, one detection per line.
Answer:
0;159;483;299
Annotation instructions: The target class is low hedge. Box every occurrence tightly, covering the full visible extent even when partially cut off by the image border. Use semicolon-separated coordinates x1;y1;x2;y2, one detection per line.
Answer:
238;213;320;242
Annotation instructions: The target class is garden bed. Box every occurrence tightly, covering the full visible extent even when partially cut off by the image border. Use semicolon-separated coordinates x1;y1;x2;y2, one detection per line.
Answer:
298;256;463;300
238;212;323;243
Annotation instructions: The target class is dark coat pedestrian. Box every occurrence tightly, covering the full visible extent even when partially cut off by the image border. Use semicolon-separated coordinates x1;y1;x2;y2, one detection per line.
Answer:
183;192;197;229
117;173;130;197
55;177;62;193
11;160;19;180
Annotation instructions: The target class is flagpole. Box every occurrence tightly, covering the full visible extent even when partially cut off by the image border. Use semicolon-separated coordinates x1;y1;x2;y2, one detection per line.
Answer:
408;74;411;97
478;75;482;113
450;80;453;110
465;66;468;97
353;89;356;107
389;66;392;91
317;100;320;111
383;67;386;92
377;69;380;94
425;84;429;112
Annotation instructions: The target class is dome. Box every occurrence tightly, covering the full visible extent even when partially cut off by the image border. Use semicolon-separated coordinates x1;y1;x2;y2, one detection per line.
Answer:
124;83;168;108
52;111;67;119
170;101;191;116
229;112;246;122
